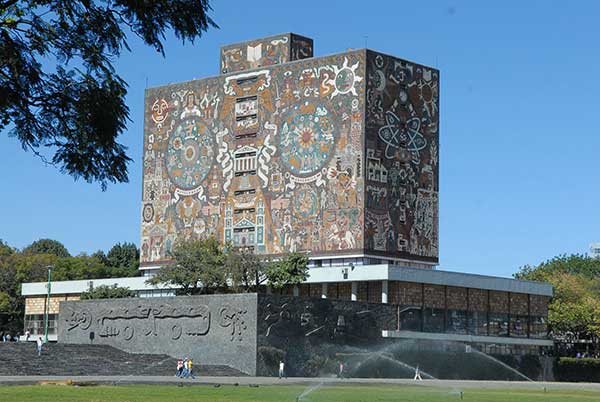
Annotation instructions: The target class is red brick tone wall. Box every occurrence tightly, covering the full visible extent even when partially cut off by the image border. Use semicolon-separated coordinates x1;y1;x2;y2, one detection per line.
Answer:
368;281;382;303
357;281;369;302
423;284;445;308
447;286;467;310
510;292;529;316
530;295;549;316
310;284;322;299
468;288;488;312
299;284;310;297
337;282;352;301
489;291;509;314
388;281;423;306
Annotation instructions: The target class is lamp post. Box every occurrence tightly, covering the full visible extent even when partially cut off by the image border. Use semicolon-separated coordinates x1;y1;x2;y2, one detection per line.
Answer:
43;265;53;343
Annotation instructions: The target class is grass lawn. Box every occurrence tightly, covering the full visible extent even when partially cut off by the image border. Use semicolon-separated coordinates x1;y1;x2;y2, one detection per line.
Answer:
0;384;598;402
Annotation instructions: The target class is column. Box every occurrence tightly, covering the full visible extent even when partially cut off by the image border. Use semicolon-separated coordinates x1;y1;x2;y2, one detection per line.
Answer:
351;282;358;301
381;280;389;304
321;283;328;299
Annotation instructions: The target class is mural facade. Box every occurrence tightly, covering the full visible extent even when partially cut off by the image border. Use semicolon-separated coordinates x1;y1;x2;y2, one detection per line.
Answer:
220;33;313;74
141;36;439;266
142;43;366;266
364;50;439;263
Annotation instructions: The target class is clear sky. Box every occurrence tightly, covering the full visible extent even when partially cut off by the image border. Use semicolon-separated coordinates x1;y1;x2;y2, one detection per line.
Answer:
1;1;599;278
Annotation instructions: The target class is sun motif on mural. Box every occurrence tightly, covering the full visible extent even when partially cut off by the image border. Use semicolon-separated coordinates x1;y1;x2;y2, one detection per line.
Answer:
330;57;363;97
279;103;335;176
166;118;214;190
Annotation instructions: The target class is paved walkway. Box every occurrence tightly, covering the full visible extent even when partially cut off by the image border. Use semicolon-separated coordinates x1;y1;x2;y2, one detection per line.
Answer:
0;376;598;391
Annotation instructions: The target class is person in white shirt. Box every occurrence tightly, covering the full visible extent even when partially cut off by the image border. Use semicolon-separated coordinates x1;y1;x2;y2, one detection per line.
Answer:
36;337;43;356
278;361;285;379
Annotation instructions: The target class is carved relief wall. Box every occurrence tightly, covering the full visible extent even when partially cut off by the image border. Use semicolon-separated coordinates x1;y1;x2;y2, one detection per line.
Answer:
364;50;439;263
142;49;366;265
58;294;258;374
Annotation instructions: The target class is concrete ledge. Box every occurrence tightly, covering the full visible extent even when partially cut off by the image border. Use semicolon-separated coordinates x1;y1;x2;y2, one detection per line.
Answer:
306;264;553;296
382;330;554;346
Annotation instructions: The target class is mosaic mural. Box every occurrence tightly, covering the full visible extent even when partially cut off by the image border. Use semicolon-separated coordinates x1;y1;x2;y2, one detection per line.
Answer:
365;51;439;262
142;43;365;265
141;36;439;266
220;33;313;74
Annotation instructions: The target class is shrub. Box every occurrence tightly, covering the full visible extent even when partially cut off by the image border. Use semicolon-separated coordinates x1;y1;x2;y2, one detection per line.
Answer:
554;358;600;382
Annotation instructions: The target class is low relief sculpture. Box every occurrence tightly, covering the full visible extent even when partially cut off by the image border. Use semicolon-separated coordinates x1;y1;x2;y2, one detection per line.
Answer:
66;310;92;331
219;306;248;341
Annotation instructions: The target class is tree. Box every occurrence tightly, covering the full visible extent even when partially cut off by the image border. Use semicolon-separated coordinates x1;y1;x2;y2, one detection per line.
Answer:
22;238;70;258
225;247;267;293
107;242;139;271
80;284;135;300
1;1;217;189
515;254;600;350
266;252;309;289
147;237;226;295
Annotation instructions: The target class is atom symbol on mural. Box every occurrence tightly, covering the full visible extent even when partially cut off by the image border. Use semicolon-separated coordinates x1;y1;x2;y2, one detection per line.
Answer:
378;111;426;159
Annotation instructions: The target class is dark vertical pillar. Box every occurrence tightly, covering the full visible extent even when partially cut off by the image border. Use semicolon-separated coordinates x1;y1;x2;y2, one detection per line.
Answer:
421;283;425;332
466;288;470;334
507;292;511;337
443;285;448;332
486;290;490;337
527;293;531;339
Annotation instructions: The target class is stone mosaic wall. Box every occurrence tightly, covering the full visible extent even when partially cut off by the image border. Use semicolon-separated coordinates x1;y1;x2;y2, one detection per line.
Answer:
58;294;258;374
365;51;439;263
220;33;313;74
142;48;366;265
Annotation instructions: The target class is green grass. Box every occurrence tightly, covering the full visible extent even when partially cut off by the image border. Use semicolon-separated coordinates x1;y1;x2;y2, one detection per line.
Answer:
0;384;599;402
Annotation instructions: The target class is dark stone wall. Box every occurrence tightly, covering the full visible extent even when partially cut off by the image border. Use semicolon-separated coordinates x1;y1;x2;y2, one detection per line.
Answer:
58;294;258;375
256;294;397;376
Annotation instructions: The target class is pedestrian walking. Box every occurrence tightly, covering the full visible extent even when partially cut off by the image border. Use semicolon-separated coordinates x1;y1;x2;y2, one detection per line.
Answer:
413;365;422;381
338;361;344;378
188;358;196;379
36;337;43;356
175;359;184;377
278;361;286;379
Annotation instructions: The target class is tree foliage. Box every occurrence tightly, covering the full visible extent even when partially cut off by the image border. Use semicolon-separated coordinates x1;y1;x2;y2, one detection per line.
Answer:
22;238;70;258
265;252;309;289
148;240;310;294
107;241;139;270
515;254;600;344
1;0;217;189
80;284;135;300
225;247;267;293
0;238;140;333
147;237;226;295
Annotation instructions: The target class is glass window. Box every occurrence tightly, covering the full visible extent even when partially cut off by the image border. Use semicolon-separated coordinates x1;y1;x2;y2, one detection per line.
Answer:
423;307;445;333
488;313;509;337
399;306;422;331
447;309;467;334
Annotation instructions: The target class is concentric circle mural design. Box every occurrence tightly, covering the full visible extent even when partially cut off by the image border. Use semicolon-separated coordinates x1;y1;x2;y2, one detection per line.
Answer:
166;119;214;189
279;104;335;176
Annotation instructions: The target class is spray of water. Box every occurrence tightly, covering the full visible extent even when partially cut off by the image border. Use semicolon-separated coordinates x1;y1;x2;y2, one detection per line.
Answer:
469;348;533;382
346;350;436;379
296;381;324;402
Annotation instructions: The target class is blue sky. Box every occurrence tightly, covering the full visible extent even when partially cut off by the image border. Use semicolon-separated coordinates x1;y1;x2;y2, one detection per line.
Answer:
1;1;599;278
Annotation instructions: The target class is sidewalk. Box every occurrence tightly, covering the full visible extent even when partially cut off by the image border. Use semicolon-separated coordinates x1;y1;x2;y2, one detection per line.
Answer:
0;376;599;391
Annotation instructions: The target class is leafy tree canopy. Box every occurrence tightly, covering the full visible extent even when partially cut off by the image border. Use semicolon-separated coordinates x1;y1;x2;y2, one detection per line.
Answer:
80;284;135;300
265;252;309;289
225;247;266;293
1;0;217;189
22;238;70;258
107;241;139;270
515;254;600;343
147;237;226;295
